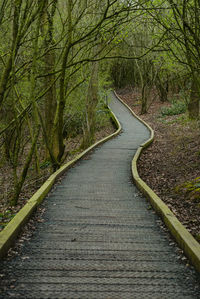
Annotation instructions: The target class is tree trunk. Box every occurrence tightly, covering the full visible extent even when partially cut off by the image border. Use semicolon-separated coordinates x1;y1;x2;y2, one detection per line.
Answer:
51;0;73;164
40;0;58;159
188;77;199;119
0;0;22;106
156;74;168;102
10;127;40;206
141;84;148;114
81;61;99;149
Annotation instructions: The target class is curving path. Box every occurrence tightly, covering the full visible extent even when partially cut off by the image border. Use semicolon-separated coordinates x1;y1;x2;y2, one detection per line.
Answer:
1;92;200;298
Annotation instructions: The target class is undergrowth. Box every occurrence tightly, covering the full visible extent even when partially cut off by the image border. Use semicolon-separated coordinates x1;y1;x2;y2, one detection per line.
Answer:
175;177;200;202
160;100;187;116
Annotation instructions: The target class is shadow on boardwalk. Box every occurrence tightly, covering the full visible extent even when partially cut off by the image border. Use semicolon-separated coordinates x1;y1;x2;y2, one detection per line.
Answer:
1;93;200;298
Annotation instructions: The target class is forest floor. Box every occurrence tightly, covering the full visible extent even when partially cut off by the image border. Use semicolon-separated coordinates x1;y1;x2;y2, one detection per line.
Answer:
0;123;115;231
117;86;200;243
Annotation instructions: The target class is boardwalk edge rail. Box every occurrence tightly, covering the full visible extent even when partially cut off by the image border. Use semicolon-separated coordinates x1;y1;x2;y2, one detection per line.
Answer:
114;90;200;273
0;106;121;259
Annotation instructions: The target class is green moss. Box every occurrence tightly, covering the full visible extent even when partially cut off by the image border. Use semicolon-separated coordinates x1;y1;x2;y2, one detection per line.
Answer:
174;185;181;193
194;177;200;181
175;177;200;201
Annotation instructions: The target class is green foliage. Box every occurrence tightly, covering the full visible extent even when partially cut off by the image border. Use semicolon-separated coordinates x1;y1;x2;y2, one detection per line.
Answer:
95;103;110;130
95;80;113;129
179;89;190;106
63;70;113;139
160;100;187;116
63;81;87;138
40;160;51;169
64;111;84;138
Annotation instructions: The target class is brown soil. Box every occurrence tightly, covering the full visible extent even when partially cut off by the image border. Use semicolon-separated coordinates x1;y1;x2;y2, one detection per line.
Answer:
117;87;200;243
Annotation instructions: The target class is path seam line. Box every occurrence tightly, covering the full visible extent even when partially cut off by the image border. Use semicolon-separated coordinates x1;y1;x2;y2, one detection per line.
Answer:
114;90;200;273
0;107;121;259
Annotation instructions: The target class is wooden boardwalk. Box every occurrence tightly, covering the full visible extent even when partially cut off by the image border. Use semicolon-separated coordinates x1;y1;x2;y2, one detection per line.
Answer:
0;93;200;298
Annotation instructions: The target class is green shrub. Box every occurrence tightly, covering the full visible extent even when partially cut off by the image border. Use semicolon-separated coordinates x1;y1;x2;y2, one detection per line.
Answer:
63;112;84;138
160;101;187;116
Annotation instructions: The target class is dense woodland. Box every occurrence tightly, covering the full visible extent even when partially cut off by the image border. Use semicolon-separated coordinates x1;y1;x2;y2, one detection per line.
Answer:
0;1;199;228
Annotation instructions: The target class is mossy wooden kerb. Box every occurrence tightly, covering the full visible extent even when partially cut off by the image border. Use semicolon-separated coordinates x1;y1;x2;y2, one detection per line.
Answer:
114;91;200;274
0;108;121;259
